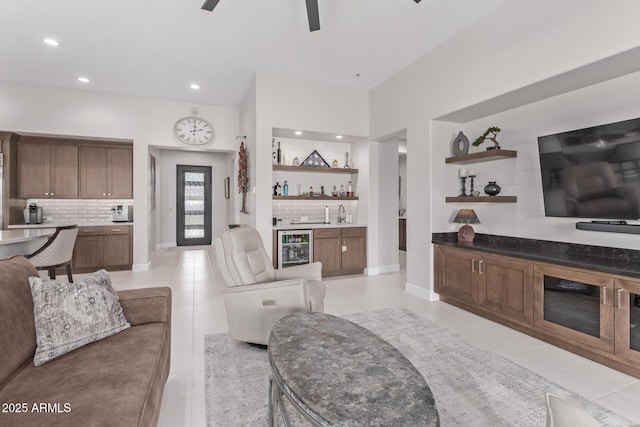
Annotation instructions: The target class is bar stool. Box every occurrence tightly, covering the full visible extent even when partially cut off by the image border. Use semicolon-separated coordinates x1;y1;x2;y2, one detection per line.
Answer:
26;225;79;283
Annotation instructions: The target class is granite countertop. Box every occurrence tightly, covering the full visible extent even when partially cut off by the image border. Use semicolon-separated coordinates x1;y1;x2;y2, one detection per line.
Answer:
0;228;56;245
9;221;134;229
268;312;439;426
274;222;366;230
432;232;640;279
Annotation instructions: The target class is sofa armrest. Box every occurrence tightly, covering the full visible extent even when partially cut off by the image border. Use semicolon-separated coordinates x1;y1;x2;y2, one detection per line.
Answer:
274;262;322;282
117;287;172;327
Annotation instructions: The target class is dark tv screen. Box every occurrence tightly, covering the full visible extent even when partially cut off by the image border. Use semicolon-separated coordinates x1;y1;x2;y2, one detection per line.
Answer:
538;117;640;219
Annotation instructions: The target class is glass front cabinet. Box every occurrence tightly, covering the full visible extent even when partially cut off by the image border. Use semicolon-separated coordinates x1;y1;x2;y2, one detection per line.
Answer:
534;263;640;364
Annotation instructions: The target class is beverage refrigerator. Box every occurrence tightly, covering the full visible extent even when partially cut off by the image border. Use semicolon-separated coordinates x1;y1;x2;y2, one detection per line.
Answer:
277;229;313;269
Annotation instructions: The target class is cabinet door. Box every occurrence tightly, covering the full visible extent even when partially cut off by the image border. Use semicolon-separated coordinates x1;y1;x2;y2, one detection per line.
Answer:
72;235;104;270
478;253;533;324
79;146;108;198
108;148;133;198
533;263;614;353
437;246;479;305
614;278;640;364
50;144;78;198
341;228;366;274
103;234;131;267
18;142;51;198
314;229;342;277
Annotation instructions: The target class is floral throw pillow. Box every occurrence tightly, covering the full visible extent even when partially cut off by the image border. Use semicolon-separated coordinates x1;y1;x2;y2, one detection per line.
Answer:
29;269;130;366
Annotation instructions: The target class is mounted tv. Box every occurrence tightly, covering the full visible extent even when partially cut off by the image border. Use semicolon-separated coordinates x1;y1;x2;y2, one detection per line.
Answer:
538;117;640;220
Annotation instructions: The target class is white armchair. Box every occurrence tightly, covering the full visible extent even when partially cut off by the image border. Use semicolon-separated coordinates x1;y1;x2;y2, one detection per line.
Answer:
214;226;325;345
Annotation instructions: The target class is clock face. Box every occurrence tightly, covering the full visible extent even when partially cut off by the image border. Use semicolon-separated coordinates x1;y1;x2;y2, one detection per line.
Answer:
174;117;214;146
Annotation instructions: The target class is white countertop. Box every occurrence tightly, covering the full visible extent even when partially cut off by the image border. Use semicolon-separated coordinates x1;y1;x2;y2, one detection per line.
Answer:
274;223;366;230
8;221;133;229
0;228;56;245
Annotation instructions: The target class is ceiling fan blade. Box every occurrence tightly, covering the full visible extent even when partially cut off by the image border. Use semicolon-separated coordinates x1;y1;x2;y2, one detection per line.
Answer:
201;0;220;12
305;0;320;32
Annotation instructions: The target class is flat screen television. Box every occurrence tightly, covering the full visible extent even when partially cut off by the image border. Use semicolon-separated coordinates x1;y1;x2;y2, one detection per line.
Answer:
538;117;640;220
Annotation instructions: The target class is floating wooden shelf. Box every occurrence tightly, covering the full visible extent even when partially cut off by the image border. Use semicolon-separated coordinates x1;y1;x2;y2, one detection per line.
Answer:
273;195;359;201
445;196;517;203
445;149;517;165
273;165;358;174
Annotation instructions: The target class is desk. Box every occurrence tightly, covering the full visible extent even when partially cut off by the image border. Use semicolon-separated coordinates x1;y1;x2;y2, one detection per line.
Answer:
0;228;56;257
268;312;439;426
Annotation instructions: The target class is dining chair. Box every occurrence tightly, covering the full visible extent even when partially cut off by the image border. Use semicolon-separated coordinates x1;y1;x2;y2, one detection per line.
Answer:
26;225;79;283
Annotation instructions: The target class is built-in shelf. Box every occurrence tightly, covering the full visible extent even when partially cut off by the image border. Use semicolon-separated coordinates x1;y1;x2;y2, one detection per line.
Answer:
445;196;517;203
445;149;517;165
273;165;359;174
273;195;359;201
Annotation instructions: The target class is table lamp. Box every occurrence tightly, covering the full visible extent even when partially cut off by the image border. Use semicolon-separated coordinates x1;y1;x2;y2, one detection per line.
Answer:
453;209;480;242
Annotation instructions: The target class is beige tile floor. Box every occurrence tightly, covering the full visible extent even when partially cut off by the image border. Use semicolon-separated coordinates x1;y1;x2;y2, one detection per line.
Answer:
97;247;640;426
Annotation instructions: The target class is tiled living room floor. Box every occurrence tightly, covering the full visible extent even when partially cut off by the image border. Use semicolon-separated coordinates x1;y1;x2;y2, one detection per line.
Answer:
93;246;640;426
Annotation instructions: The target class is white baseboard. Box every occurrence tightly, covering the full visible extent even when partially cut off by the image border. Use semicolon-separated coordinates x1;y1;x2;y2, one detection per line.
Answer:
405;281;439;301
156;242;176;249
132;262;151;272
365;264;400;276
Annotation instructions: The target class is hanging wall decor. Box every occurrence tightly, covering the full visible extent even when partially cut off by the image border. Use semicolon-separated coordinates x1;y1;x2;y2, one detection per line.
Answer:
238;141;249;213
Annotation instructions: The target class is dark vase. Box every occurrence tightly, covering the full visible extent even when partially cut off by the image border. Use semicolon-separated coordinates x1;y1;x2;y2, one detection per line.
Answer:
484;181;501;196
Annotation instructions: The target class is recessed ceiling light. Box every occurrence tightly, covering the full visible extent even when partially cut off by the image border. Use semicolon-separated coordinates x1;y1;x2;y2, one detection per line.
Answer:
190;83;200;90
336;135;343;139
43;38;60;47
77;77;90;83
295;131;302;135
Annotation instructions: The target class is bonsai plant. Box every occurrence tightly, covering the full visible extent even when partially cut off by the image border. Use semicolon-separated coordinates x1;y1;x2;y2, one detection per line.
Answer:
473;126;501;150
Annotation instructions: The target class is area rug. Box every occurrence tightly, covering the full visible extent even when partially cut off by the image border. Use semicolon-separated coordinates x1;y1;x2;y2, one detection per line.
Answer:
204;307;629;426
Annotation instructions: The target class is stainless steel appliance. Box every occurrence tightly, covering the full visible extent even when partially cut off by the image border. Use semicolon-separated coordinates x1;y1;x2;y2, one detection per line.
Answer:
277;229;313;269
24;203;43;224
111;205;133;222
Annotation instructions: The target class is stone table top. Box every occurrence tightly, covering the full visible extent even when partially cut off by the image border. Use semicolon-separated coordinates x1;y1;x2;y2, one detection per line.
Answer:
268;312;439;426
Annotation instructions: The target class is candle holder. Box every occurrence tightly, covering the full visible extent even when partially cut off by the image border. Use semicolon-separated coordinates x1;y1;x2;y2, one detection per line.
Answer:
468;173;476;196
459;177;467;197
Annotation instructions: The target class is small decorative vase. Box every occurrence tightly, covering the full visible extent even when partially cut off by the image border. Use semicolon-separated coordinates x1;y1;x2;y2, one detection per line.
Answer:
484;181;501;196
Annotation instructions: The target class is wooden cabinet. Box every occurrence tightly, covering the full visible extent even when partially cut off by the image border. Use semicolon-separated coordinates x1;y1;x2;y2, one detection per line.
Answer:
79;146;133;199
314;227;366;277
399;218;406;250
72;225;132;272
18;141;78;198
435;243;640;378
436;246;533;324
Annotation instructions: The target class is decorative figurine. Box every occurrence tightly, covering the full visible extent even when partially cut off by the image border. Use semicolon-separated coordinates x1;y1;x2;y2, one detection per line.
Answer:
273;182;281;196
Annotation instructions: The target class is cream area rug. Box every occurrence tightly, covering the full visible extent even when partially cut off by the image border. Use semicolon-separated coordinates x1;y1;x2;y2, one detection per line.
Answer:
204;307;630;426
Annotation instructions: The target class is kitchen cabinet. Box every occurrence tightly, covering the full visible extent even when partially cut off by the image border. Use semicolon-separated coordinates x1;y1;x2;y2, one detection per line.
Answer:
72;225;132;272
614;278;640;365
314;227;366;277
79;146;133;199
18;141;78;198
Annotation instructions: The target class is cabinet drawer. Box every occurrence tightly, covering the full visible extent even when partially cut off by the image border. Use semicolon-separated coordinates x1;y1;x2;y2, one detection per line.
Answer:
314;228;341;238
341;227;366;237
79;225;130;236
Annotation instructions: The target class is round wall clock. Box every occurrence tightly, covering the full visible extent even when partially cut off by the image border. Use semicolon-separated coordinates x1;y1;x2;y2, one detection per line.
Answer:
174;116;215;146
452;131;470;156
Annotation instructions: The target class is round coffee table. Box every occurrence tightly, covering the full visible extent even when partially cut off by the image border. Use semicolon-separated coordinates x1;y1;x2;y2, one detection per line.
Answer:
268;312;439;426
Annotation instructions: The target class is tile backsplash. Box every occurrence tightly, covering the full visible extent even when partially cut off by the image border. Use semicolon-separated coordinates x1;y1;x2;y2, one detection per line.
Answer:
272;200;357;223
26;199;134;222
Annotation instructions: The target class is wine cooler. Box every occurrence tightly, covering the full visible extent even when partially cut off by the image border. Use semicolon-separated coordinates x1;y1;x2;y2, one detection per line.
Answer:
277;230;313;269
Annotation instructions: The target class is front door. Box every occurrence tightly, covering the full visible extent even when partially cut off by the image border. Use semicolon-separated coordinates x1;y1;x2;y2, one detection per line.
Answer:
176;165;212;246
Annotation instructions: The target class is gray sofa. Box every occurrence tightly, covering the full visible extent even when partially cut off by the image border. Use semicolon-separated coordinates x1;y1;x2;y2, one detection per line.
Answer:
0;256;171;427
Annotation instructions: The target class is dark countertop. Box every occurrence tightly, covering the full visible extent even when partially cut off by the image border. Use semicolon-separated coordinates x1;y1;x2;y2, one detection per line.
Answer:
268;312;439;426
432;232;640;279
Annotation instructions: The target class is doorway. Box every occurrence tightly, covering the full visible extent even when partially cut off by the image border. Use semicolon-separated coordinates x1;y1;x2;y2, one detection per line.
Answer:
177;165;212;246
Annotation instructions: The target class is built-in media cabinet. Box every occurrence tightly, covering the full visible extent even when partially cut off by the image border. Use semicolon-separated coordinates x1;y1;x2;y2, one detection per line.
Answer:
433;233;640;378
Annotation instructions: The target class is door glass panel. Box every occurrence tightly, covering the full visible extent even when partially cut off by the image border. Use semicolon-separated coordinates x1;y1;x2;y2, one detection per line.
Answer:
184;172;205;239
543;275;600;338
631;293;640;352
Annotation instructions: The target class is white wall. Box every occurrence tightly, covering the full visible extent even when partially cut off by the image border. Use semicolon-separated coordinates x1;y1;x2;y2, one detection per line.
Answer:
370;0;640;298
0;81;239;268
156;149;231;246
399;153;407;213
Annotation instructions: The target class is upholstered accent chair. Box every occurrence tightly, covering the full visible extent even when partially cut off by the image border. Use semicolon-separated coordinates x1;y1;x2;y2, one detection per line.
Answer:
26;225;79;282
214;226;325;345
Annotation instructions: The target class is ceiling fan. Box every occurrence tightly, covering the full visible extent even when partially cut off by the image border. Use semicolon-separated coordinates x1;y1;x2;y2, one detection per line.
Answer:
201;0;421;32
